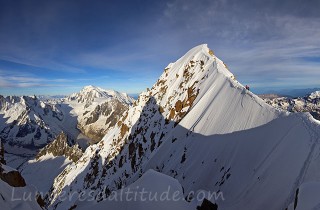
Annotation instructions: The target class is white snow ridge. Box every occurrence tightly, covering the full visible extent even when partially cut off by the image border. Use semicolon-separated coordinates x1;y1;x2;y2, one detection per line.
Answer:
1;44;320;210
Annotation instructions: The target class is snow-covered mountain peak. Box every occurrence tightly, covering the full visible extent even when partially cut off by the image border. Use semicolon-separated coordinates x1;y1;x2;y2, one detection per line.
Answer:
81;85;110;95
309;91;320;99
48;44;282;210
164;44;233;78
132;44;274;132
64;86;134;142
68;85;134;105
82;85;98;90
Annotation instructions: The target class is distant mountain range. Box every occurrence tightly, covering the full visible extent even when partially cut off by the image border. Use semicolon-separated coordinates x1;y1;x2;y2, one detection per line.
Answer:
261;87;320;98
262;91;320;120
0;86;134;153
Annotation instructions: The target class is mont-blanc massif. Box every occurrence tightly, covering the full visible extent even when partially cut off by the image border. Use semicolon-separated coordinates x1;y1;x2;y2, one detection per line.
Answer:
1;1;320;210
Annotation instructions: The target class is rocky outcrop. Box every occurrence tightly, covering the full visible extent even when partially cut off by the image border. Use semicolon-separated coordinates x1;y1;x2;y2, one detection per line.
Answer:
197;199;218;210
0;140;5;165
0;169;26;187
36;132;83;162
78;99;129;143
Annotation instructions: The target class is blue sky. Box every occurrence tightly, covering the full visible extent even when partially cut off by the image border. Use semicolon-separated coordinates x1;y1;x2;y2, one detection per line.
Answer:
0;0;319;96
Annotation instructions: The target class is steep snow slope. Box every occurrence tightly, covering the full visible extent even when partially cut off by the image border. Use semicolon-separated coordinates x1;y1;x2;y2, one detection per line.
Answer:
146;113;320;210
20;154;72;195
0;179;42;210
76;170;196;210
287;181;320;210
47;44;284;210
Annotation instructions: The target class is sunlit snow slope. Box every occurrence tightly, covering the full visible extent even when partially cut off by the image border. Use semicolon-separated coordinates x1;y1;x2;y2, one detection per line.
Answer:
48;44;320;210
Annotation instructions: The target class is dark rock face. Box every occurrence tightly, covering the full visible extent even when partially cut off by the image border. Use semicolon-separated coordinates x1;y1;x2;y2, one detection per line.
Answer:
197;198;218;210
16;123;36;138
0;170;27;187
0;140;5;165
34;128;42;140
0;95;6;110
86;110;100;125
36;193;46;208
311;111;320;121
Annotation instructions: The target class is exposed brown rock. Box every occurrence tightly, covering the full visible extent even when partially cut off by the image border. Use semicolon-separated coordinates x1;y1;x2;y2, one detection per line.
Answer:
120;124;129;138
159;105;164;114
36;132;82;162
168;108;175;121
0;169;26;187
175;100;183;112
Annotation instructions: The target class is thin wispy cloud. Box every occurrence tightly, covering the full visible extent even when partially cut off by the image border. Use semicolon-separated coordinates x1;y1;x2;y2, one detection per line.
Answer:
0;0;319;95
0;70;72;88
157;0;320;90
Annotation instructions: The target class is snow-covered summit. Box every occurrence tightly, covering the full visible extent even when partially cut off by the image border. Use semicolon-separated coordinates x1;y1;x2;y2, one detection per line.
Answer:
68;85;134;105
168;44;233;77
139;43;280;134
48;44;282;210
309;91;320;99
65;85;133;142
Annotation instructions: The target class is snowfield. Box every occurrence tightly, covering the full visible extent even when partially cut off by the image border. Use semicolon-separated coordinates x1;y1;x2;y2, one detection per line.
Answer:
77;170;196;210
0;179;42;210
20;154;72;194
